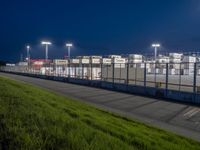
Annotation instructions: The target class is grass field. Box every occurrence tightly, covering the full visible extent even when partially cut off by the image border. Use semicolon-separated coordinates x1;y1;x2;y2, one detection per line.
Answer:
0;77;200;150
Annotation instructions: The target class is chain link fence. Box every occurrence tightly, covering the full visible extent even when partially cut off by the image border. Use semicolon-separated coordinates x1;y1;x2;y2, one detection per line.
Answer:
1;62;200;94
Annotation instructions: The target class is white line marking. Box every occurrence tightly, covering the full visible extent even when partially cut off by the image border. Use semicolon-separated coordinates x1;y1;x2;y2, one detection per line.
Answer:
183;108;200;118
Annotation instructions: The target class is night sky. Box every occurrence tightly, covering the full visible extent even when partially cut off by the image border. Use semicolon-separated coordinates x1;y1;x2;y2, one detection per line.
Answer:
1;0;200;62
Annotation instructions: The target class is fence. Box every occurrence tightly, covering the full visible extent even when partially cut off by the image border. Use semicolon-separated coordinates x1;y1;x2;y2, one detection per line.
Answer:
1;62;200;94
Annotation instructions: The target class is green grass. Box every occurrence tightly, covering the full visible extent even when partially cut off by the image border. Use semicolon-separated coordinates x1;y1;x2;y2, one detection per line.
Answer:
0;77;200;150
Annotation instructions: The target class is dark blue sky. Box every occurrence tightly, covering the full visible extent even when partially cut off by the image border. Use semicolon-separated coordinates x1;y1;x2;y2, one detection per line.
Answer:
1;0;200;62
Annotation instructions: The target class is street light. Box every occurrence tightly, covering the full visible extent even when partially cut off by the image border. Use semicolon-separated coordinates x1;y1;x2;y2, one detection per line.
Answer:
26;45;30;61
152;43;160;62
152;43;160;86
41;41;52;61
66;43;73;59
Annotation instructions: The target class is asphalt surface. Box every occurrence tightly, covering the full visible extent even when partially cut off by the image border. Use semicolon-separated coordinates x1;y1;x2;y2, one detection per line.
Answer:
1;72;200;142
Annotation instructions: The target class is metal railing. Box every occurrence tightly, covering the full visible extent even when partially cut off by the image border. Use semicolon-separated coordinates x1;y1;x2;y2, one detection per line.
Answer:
1;62;200;94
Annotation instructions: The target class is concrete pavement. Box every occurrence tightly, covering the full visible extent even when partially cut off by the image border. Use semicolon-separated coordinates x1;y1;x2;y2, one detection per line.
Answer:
1;72;200;142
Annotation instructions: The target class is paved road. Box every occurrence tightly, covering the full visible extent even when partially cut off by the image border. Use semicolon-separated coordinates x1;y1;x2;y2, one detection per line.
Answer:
1;72;200;142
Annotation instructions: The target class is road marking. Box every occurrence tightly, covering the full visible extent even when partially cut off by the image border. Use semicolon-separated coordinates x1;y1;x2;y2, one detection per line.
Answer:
183;108;200;118
183;108;197;116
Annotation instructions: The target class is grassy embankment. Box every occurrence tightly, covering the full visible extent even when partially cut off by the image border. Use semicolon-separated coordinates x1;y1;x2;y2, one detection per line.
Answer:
0;77;200;150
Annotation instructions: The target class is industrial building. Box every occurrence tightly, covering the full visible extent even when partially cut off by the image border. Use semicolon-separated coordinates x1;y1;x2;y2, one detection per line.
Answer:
14;52;200;77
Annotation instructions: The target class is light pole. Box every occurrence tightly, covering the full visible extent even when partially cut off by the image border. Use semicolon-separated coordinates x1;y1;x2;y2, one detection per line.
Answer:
152;43;160;87
152;43;160;62
41;41;52;61
26;45;30;61
26;45;31;70
66;43;73;59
